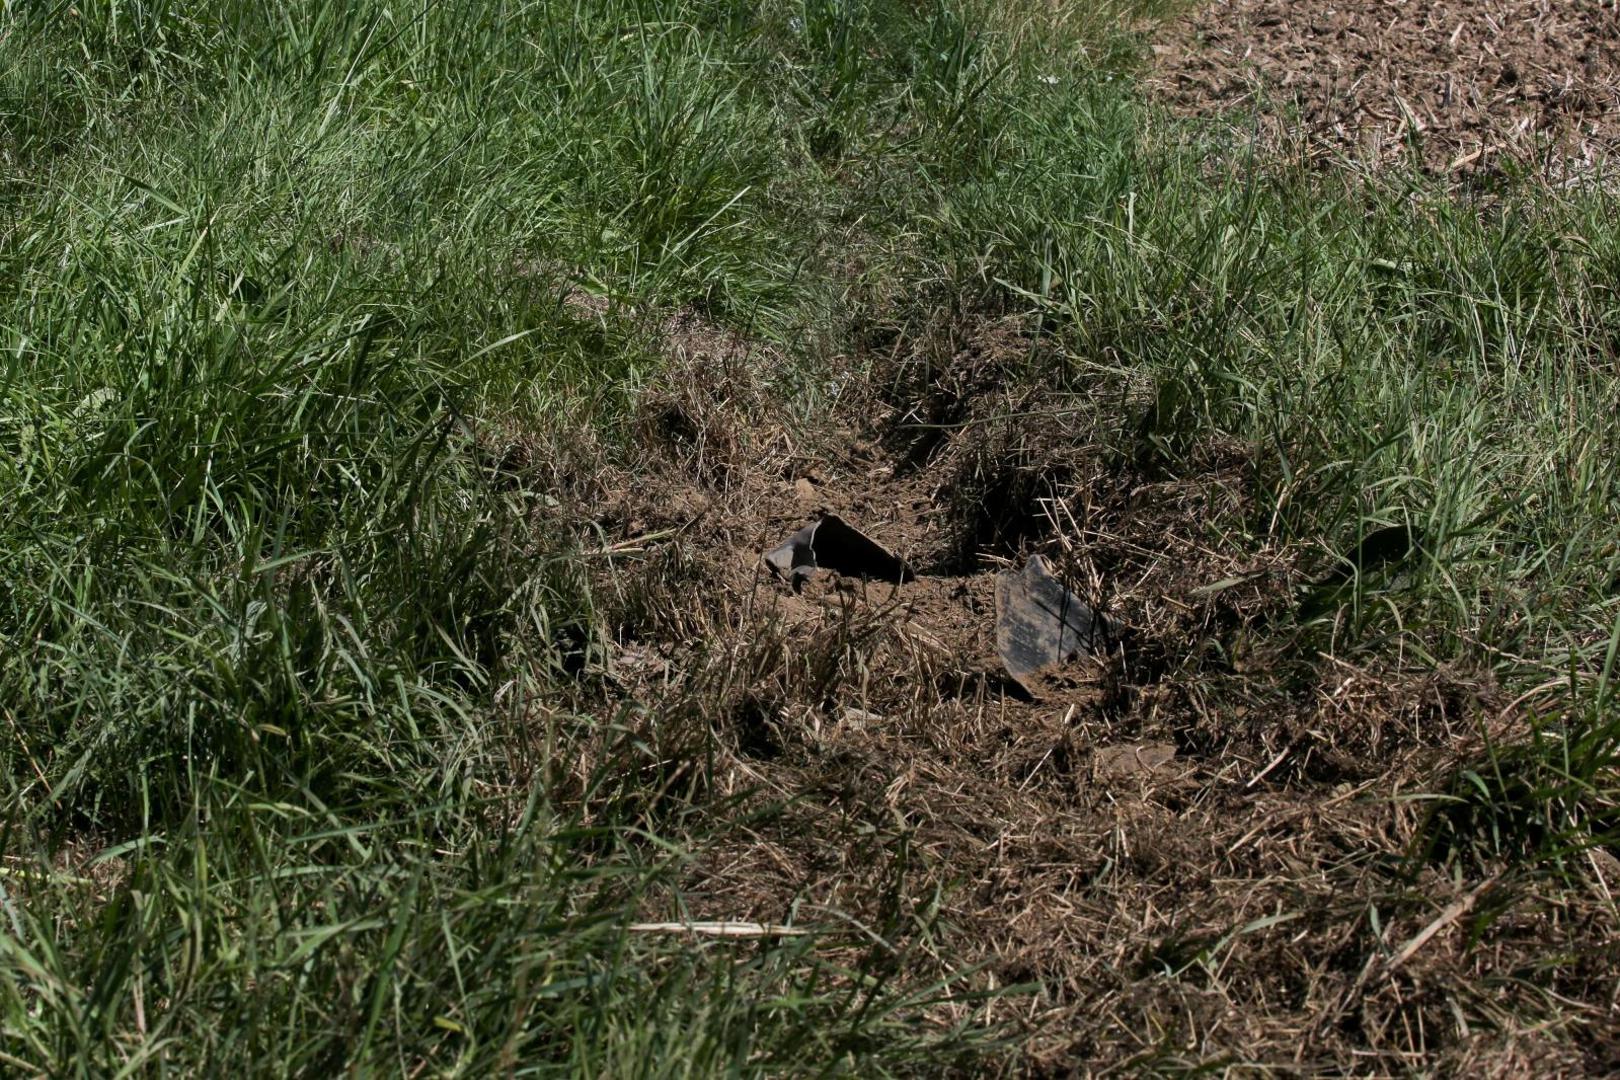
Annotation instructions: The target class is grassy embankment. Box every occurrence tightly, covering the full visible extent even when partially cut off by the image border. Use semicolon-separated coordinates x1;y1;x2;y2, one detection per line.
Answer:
2;0;1617;1073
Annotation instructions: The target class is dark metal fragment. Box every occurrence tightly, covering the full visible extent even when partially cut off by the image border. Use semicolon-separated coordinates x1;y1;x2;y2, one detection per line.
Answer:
995;555;1119;690
762;514;913;591
1325;523;1425;582
1299;523;1426;620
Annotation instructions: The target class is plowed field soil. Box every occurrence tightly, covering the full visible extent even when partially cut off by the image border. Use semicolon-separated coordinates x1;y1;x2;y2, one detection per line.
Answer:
1150;0;1620;176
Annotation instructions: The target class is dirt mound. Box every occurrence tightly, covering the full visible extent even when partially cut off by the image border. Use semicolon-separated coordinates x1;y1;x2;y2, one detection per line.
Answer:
559;312;1620;1072
1149;0;1620;177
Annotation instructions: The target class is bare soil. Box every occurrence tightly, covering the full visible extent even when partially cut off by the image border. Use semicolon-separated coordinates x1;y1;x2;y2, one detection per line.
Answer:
533;308;1620;1073
1148;0;1620;177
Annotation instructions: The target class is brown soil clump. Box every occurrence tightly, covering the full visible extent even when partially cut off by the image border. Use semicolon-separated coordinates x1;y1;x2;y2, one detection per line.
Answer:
556;312;1620;1073
1149;0;1620;177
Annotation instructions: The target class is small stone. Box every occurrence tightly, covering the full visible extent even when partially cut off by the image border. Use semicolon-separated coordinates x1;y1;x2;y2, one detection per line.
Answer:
841;706;883;730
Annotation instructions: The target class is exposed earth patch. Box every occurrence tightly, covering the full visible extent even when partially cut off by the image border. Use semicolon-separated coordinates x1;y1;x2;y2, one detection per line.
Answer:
538;310;1620;1072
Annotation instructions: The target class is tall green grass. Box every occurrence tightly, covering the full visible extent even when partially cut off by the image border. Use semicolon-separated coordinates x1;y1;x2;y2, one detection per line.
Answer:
3;0;1618;1071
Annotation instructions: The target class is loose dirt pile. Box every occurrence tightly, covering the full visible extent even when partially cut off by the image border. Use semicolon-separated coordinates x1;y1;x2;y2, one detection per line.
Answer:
1149;0;1620;177
532;309;1620;1072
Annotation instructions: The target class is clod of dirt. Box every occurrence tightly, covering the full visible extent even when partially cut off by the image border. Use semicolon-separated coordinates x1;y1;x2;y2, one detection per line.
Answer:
1093;742;1178;779
762;513;915;591
840;706;883;730
995;555;1121;694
